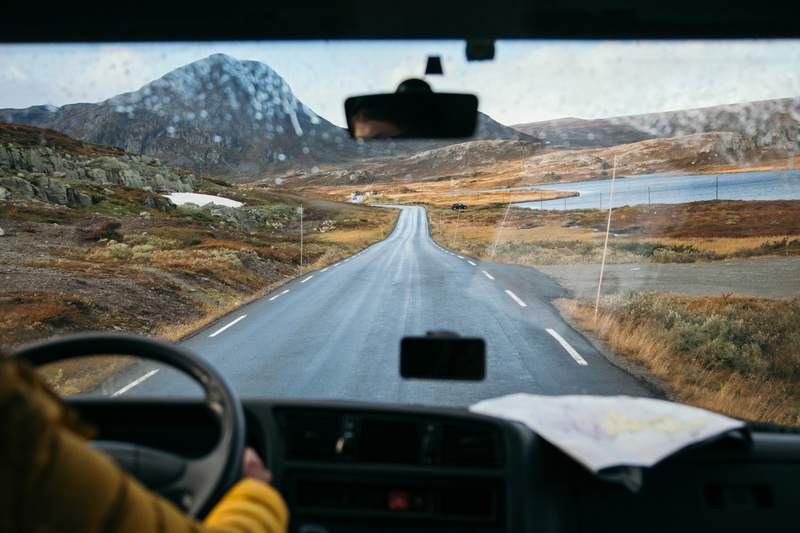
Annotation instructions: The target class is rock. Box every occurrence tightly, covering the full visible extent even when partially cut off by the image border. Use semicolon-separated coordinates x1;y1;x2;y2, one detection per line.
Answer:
66;188;93;207
33;176;69;205
139;211;151;217
0;227;4;236
87;168;108;182
143;196;173;211
0;176;35;198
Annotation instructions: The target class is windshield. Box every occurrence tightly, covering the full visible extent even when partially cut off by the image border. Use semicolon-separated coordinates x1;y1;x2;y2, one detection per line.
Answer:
2;40;799;423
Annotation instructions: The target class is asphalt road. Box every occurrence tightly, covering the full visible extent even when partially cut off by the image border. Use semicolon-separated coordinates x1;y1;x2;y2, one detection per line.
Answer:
107;206;656;407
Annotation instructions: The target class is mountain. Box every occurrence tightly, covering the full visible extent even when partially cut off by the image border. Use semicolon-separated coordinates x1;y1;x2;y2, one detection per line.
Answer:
0;54;356;179
1;54;536;181
512;97;800;148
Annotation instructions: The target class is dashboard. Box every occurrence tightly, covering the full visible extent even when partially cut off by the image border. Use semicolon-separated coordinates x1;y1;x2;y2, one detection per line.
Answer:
71;398;800;532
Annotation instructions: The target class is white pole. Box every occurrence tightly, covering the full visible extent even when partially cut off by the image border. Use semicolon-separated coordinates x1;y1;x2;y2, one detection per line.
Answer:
300;204;304;274
491;194;514;259
595;156;617;322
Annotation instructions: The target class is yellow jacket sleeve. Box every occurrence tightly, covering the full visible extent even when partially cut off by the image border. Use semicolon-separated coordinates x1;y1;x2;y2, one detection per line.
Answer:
204;479;289;533
0;357;288;533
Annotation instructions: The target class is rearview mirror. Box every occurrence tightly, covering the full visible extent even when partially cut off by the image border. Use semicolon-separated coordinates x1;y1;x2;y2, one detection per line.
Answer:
345;79;478;139
400;335;486;381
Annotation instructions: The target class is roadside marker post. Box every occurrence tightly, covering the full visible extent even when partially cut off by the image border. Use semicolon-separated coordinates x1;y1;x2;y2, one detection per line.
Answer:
595;156;617;322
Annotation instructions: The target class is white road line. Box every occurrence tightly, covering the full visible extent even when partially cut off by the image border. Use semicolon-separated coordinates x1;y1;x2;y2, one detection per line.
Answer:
482;271;495;280
321;268;329;272
209;315;247;337
468;261;476;266
111;369;159;397
505;290;527;307
269;289;290;301
546;328;588;366
301;275;314;283
457;255;464;259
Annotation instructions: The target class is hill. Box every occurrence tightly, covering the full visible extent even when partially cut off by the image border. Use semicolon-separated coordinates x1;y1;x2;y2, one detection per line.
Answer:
512;97;800;148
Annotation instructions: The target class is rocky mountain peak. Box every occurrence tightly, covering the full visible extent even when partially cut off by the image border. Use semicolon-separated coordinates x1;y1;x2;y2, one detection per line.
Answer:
109;54;321;138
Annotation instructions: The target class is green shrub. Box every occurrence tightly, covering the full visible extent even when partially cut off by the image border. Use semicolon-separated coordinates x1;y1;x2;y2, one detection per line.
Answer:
604;292;800;381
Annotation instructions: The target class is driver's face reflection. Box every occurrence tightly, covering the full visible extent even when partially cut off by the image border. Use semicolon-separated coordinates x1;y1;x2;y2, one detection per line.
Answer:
352;117;405;139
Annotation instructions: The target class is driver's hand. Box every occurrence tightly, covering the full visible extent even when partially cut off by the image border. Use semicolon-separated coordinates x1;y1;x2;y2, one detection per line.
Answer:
242;446;273;485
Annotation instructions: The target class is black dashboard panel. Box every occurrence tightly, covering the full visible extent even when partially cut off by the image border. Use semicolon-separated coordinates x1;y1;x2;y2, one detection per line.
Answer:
69;398;800;532
248;401;532;533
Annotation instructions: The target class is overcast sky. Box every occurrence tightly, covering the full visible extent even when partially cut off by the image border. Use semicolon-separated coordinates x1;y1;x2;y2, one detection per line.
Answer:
2;40;799;127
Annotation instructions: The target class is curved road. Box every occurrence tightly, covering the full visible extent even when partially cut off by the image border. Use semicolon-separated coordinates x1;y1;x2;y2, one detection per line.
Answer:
112;206;655;407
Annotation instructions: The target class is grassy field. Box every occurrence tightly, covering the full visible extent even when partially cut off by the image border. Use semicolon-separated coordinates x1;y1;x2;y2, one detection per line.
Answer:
427;200;800;264
562;294;800;426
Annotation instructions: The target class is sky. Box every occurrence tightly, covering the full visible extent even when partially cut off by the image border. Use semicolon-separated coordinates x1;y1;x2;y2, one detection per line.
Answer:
2;40;800;128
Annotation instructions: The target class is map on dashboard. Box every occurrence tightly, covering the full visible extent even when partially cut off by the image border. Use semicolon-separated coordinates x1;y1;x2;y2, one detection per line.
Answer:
470;393;745;491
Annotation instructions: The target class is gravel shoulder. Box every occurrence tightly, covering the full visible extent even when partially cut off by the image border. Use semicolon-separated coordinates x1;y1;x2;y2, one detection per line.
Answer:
532;256;800;300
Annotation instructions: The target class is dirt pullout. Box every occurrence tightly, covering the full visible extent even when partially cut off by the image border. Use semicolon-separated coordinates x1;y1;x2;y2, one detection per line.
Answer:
533;257;800;300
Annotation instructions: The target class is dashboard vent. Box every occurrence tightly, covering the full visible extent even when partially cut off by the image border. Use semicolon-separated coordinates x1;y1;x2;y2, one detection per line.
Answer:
358;418;421;464
440;423;503;467
280;413;342;461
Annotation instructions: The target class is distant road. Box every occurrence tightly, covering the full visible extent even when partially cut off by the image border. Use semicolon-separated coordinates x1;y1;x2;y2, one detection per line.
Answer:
534;257;800;300
113;206;656;406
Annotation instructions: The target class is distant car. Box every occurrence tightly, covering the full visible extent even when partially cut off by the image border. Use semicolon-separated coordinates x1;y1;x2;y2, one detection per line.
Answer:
451;203;468;210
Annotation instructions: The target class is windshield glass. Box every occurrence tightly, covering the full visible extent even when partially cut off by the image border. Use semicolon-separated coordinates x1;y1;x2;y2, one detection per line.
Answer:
2;40;799;424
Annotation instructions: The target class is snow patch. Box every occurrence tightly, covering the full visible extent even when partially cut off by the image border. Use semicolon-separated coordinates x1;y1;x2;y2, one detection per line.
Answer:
165;192;243;208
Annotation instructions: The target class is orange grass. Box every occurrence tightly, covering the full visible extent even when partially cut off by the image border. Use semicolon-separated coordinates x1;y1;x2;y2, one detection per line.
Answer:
560;297;800;426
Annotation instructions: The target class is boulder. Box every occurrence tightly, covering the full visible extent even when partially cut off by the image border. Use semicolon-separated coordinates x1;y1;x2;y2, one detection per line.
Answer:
0;176;35;198
66;188;93;207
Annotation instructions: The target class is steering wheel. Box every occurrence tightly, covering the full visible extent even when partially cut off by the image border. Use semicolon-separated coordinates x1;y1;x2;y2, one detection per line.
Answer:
13;332;245;518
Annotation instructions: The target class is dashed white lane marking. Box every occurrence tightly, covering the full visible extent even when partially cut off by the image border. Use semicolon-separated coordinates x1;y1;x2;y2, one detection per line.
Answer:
269;289;290;301
321;268;329;272
483;271;495;280
111;369;159;397
505;290;527;307
457;255;464;258
209;315;247;337
468;261;476;266
301;275;314;283
546;328;588;366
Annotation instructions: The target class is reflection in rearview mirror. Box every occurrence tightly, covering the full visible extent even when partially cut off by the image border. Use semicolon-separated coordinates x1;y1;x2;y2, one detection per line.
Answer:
345;79;478;139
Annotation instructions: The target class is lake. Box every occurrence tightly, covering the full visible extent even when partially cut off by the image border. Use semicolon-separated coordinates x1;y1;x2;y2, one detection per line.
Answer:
512;169;800;211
